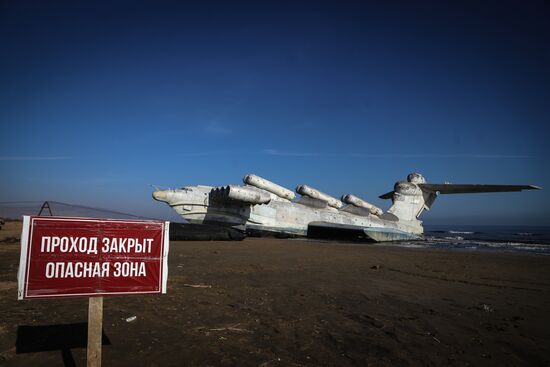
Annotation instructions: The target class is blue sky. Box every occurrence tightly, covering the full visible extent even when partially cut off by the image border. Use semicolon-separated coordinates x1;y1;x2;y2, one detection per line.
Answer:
1;1;548;225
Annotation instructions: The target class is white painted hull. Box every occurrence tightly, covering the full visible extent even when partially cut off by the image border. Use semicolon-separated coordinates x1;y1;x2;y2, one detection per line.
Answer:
162;185;423;239
152;172;538;242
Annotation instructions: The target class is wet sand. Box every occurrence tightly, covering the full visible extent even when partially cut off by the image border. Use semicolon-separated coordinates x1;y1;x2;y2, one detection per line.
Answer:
1;221;550;366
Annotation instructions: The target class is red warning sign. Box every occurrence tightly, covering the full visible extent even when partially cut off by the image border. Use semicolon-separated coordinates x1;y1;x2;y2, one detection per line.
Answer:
17;216;170;299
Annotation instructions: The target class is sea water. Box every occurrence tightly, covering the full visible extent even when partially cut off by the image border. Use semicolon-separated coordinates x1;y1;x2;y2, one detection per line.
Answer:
403;225;550;255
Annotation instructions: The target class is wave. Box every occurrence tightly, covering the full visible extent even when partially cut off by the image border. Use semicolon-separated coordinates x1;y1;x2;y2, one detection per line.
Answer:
448;231;475;234
402;236;550;254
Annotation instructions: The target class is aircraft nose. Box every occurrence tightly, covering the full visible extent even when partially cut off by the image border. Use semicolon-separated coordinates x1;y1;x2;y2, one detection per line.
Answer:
152;190;168;202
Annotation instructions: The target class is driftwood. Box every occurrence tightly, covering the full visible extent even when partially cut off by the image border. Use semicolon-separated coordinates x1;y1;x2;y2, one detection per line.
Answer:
183;283;212;288
209;323;253;334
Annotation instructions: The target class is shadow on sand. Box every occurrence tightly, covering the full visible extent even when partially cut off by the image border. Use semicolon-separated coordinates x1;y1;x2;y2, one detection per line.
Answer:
16;323;110;367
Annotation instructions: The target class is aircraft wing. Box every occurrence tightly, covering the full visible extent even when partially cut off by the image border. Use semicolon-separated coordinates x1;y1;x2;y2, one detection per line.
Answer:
307;222;421;242
418;184;541;194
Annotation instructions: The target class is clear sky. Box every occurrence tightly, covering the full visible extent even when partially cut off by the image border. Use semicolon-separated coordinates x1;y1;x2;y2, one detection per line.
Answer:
1;1;549;225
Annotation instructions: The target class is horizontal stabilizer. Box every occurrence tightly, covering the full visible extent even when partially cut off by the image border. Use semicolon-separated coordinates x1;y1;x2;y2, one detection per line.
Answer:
418;183;541;194
380;183;540;199
379;191;394;200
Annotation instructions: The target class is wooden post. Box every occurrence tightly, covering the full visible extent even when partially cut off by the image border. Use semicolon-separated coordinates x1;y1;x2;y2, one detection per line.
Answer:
87;296;103;367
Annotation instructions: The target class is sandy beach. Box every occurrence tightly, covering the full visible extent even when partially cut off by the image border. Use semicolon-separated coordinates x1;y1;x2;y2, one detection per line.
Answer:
1;220;549;366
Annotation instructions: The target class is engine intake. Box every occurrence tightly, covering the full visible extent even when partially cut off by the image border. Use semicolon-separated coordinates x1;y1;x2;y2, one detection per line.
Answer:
296;185;343;209
341;194;383;216
211;185;271;204
243;174;295;200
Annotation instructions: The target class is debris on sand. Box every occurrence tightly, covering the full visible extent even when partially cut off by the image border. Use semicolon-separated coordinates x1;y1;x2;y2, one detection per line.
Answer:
125;316;137;322
420;332;441;343
259;357;282;366
482;304;494;313
209;323;253;334
183;283;212;288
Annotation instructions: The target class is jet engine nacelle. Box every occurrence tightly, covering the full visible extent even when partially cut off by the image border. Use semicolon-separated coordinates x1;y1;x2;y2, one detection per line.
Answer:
341;194;383;216
296;184;343;209
243;174;296;201
212;185;271;204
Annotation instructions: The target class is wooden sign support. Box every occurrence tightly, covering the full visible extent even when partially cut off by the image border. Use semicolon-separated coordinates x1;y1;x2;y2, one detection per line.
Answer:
17;216;170;366
87;297;103;367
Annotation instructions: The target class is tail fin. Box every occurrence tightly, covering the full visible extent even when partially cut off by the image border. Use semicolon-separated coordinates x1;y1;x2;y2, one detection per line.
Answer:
379;173;541;222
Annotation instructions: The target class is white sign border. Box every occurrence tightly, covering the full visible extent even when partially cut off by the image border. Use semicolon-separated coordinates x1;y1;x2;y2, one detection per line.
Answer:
161;221;170;294
17;216;170;300
17;216;31;300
